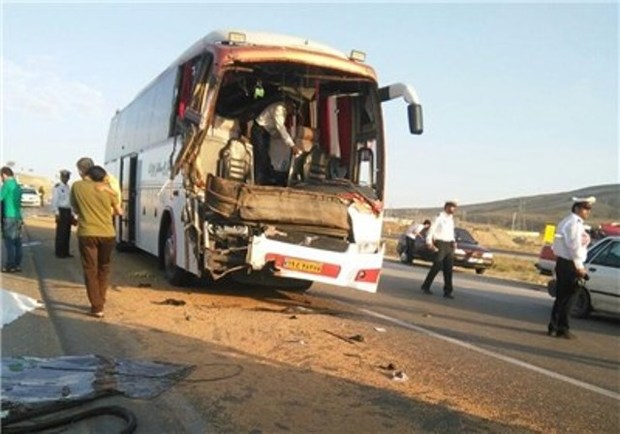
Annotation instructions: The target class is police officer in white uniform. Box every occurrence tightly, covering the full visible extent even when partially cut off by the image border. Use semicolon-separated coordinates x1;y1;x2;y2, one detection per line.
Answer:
548;196;596;339
421;201;458;298
51;169;74;258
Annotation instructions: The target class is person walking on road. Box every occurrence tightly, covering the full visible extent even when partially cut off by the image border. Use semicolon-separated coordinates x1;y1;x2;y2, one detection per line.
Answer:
0;166;23;273
548;196;596;339
71;164;122;318
420;201;458;298
51;169;75;258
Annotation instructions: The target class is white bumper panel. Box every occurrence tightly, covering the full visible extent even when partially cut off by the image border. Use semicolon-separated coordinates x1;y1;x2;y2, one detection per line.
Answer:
247;235;383;293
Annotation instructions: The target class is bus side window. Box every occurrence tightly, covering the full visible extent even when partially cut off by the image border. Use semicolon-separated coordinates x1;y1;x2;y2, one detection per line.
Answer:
177;54;213;128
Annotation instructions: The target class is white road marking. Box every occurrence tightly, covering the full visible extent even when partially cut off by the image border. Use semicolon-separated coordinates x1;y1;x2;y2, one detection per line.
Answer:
22;241;42;247
360;308;620;401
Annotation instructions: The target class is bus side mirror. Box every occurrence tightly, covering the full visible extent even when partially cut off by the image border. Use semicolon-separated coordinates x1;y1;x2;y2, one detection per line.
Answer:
408;104;423;135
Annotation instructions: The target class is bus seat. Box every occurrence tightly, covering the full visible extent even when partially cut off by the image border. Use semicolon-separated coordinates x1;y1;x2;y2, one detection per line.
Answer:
328;156;347;179
217;139;254;183
301;145;330;183
197;115;242;182
210;116;241;140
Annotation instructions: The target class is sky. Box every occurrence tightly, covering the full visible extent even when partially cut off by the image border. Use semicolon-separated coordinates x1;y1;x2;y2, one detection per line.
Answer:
1;1;618;207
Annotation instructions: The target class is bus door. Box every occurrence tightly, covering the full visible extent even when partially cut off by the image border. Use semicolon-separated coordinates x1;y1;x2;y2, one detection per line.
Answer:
119;154;138;245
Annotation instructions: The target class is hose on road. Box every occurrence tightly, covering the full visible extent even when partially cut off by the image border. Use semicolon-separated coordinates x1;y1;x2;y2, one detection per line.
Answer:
1;403;137;434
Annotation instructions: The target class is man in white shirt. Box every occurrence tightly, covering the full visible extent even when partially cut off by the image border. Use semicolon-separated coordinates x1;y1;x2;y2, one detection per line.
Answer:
404;219;431;263
51;169;74;258
421;201;457;298
251;100;303;185
548;196;595;339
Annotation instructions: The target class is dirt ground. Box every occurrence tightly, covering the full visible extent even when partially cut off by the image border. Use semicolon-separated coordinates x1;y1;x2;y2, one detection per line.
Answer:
15;214;547;433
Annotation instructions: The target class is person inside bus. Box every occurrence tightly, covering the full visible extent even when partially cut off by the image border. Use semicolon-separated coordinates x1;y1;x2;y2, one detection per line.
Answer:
251;98;304;185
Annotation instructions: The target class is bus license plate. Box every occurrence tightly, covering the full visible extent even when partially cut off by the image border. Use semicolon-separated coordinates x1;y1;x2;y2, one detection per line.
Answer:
283;258;323;274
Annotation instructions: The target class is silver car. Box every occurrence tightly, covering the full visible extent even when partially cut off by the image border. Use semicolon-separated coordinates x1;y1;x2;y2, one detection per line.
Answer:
548;236;620;318
20;187;42;207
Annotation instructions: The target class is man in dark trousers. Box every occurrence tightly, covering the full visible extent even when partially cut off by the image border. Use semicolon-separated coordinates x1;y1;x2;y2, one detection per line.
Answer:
51;169;74;258
421;201;458;298
0;166;23;273
548;196;595;339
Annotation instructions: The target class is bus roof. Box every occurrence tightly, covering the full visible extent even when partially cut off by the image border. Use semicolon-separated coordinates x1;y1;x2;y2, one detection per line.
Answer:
175;29;350;65
114;29;376;118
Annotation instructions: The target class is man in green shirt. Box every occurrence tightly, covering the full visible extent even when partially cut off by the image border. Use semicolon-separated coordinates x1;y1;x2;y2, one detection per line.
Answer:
0;166;23;272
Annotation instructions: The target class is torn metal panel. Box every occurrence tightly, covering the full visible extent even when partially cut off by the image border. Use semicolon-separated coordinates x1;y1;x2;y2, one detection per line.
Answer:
1;355;194;423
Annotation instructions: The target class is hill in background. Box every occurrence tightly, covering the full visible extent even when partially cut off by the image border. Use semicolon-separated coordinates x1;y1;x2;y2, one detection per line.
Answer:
14;172;55;203
388;184;620;231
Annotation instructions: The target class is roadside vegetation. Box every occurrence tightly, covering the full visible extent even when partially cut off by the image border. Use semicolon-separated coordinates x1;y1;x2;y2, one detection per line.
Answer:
383;220;549;287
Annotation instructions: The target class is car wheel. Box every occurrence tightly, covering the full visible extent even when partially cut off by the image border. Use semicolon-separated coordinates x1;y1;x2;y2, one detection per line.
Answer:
475;268;485;275
570;287;591;318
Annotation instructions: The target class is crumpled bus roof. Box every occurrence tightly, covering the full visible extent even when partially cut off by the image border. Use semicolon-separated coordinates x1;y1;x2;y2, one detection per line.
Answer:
172;29;378;81
188;29;348;59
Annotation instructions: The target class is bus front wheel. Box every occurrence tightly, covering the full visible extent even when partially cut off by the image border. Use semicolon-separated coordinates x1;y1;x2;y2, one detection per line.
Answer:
163;224;189;286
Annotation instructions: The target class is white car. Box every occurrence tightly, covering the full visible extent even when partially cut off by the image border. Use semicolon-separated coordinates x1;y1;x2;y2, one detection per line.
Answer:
20;186;42;207
548;236;620;317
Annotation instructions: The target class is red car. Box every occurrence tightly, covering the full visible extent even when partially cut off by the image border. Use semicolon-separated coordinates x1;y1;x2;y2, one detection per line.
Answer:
535;245;556;276
535;223;619;275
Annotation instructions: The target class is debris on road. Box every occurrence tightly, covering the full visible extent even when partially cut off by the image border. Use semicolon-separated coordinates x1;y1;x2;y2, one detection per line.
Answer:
1;355;194;423
391;371;409;382
152;298;187;306
281;305;314;315
379;362;396;371
1;289;43;328
130;271;153;279
323;330;364;344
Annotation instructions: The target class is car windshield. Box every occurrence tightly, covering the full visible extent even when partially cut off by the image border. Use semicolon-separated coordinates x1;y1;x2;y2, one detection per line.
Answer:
455;228;477;244
22;188;37;195
586;238;612;263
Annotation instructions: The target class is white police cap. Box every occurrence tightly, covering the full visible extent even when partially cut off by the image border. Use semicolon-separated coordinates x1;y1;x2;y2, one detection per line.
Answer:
572;196;596;205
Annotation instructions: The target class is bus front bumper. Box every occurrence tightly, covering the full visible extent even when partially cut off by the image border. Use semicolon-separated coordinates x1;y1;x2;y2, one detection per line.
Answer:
247;234;383;293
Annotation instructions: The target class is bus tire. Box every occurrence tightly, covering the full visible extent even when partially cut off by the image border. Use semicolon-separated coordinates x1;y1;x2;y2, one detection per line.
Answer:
163;223;190;286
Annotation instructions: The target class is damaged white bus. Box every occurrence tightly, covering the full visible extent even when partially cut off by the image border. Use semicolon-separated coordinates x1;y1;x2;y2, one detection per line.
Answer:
105;30;423;293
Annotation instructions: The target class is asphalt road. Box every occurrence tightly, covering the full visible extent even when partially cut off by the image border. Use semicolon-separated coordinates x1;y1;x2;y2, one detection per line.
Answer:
312;260;620;432
3;211;619;433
